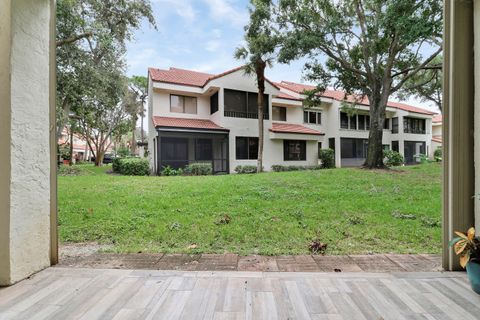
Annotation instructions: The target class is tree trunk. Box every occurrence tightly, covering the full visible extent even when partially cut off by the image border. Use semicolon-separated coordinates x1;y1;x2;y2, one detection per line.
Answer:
364;93;388;168
95;150;105;166
130;122;136;155
255;61;267;173
69;127;74;166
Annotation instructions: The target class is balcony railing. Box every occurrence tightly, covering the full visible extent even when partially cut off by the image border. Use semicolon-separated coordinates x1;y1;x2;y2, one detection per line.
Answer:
404;129;426;134
224;110;269;120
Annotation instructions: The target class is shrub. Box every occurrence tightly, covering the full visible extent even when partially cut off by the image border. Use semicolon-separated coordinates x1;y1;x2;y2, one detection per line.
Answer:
434;147;442;162
383;150;404;167
234;165;258;174
112;157;123;173
271;165;322;172
319;149;335;168
161;165;183;176
118;158;150;176
116;146;131;158
184;163;212;176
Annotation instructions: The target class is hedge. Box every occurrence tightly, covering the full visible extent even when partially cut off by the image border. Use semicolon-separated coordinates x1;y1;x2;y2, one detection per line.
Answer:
271;165;322;172
114;158;150;176
383;150;404;167
319;149;335;168
234;165;258;174
184;163;212;175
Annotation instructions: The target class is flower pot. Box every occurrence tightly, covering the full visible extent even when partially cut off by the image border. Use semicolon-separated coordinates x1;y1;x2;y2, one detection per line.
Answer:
466;260;480;295
63;160;70;165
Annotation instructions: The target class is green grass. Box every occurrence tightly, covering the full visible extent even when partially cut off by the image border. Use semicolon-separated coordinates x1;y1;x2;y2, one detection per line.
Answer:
58;163;442;255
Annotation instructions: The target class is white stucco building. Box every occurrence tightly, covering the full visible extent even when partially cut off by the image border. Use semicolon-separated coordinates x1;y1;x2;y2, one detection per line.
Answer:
147;66;436;174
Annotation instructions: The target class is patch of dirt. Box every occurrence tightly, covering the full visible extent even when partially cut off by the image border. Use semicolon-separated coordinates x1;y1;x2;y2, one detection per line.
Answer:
60;242;113;259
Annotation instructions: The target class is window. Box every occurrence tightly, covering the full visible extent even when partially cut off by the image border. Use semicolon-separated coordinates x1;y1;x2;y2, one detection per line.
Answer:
392;140;399;152
403;117;426;134
341;112;364;130
384;118;390;130
392;117;399;133
318;142;322;157
284;140;306;161
329;138;335;151
224;89;269;119
170;95;197;114
195;139;212;161
340;138;368;159
272;106;287;121
236;137;258;160
210;92;218;114
383;144;390;150
358;115;365;130
340;112;349;129
303;110;321;125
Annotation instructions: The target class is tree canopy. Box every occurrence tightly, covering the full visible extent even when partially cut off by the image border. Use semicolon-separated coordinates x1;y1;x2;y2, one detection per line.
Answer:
275;0;442;167
56;0;156;165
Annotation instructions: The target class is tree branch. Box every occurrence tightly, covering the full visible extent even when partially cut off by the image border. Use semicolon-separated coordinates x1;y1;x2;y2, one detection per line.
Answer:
56;32;93;47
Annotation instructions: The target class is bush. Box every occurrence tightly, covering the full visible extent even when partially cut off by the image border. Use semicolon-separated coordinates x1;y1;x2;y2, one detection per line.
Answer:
161;165;183;176
271;165;322;172
112;157;123;173
383;150;404;167
184;163;212;176
116;146;131;158
234;165;258;174
116;158;150;176
434;147;442;162
319;149;335;168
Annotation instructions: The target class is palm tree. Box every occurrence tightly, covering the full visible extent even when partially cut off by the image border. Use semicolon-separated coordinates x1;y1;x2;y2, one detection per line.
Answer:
234;0;277;173
234;50;273;172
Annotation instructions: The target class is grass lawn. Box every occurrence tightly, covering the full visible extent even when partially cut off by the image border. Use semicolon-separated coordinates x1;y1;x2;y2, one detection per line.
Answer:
58;163;442;255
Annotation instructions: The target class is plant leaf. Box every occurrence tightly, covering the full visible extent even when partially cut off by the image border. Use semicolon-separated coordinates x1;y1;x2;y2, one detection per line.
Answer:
460;252;470;268
467;227;475;241
454;240;467;255
455;231;468;239
448;237;463;247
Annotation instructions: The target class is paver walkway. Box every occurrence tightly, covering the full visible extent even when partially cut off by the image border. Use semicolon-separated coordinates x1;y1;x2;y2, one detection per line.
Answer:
0;267;477;319
60;252;441;273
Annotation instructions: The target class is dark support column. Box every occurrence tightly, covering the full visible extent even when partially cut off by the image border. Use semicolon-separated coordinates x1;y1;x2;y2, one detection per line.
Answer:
443;0;476;271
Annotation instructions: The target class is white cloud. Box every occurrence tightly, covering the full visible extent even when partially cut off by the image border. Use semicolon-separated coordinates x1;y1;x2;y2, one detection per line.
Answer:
154;0;196;24
205;40;221;52
203;0;249;27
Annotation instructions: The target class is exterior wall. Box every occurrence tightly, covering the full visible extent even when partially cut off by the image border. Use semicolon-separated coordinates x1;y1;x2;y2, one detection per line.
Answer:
0;0;53;285
148;68;435;173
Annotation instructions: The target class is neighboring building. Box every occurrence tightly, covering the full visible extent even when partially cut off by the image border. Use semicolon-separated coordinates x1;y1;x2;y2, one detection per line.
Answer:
58;128;113;162
431;114;443;157
147;66;436;174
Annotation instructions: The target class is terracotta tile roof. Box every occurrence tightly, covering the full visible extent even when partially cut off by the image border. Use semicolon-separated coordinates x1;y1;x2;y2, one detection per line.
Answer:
152;116;228;131
432;115;442;123
149;66;279;89
275;91;303;101
276;81;435;115
269;122;324;135
432;135;442;143
149;67;213;87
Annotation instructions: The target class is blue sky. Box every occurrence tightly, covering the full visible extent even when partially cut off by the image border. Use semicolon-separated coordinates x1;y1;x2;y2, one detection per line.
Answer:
125;0;438;112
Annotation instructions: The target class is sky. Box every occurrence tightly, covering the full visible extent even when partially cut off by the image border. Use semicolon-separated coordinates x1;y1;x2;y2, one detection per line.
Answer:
125;0;439;114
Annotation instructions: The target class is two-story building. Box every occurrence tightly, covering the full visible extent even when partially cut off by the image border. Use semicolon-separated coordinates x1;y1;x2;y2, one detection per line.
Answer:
147;66;435;174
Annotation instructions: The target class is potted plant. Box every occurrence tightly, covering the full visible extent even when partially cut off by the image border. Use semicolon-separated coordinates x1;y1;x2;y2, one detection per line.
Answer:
449;227;480;294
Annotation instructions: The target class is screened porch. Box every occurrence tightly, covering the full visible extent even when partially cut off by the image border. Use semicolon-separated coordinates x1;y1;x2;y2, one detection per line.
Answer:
155;130;229;174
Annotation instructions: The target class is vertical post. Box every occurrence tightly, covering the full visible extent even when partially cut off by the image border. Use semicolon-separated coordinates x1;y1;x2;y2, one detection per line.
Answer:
474;0;480;232
443;0;475;271
50;0;58;265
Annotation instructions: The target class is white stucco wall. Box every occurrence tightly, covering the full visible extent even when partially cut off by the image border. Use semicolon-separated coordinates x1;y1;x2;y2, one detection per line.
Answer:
0;0;52;285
